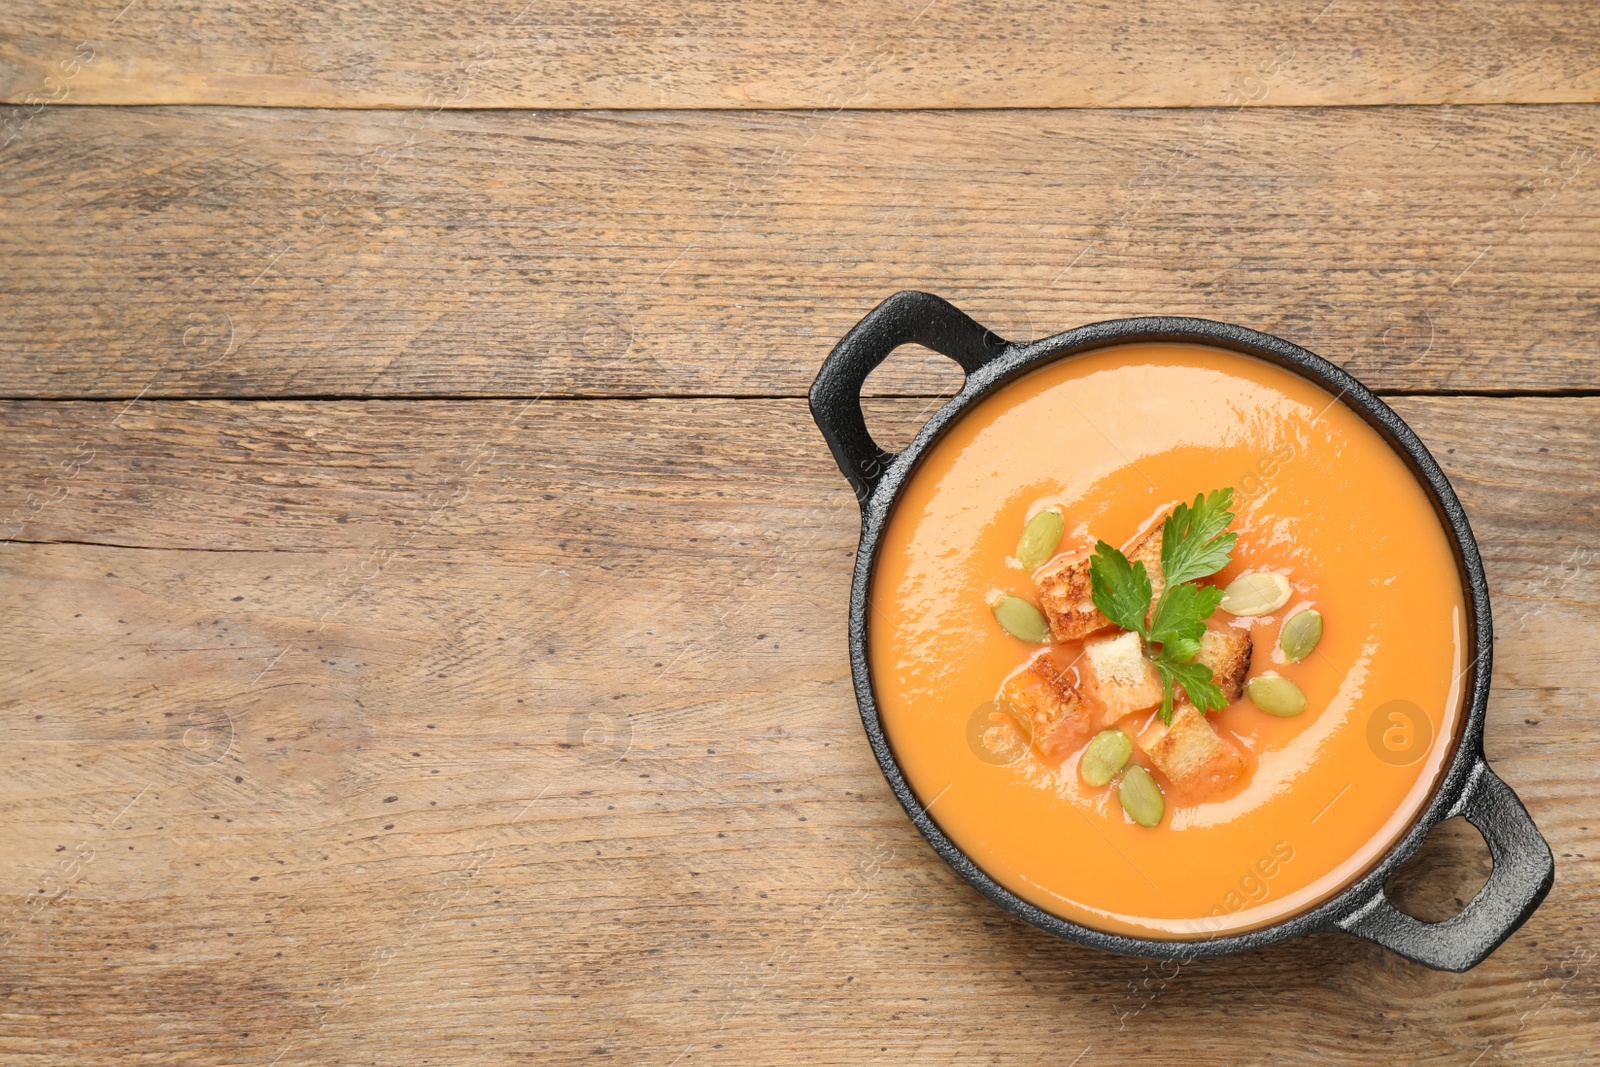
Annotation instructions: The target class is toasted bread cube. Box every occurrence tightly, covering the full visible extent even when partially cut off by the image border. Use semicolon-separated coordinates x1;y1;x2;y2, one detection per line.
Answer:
999;652;1096;760
1137;703;1246;797
1082;630;1163;725
1127;525;1166;607
1033;553;1115;641
1196;625;1252;703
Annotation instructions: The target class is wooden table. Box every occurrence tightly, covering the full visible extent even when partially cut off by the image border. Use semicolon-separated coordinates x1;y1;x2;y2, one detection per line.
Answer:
2;3;1597;1062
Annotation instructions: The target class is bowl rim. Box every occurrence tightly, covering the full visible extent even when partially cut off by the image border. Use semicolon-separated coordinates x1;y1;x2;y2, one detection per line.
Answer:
843;313;1494;958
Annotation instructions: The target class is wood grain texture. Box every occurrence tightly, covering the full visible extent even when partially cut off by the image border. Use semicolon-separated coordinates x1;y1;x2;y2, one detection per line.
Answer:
2;0;1600;109
1;396;1595;1064
4;104;1600;401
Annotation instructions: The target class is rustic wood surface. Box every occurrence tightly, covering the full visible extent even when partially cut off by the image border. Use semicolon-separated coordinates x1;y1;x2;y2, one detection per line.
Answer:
0;397;1596;1065
3;2;1599;1063
3;0;1600;109
4;104;1600;398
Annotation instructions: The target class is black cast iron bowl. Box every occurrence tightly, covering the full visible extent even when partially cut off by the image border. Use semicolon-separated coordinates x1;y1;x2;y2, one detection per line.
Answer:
810;290;1554;972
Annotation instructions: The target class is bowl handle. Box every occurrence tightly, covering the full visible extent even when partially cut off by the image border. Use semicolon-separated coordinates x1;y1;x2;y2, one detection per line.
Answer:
1336;758;1554;971
810;291;1009;503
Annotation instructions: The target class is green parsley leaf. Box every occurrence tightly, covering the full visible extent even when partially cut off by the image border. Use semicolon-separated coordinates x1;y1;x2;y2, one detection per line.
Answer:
1088;540;1152;636
1153;658;1226;724
1161;488;1239;586
1147;582;1224;657
1153;659;1178;725
1157;632;1202;666
1163;658;1228;717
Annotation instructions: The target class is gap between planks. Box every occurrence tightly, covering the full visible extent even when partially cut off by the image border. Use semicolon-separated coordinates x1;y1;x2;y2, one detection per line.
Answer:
18;101;1600;112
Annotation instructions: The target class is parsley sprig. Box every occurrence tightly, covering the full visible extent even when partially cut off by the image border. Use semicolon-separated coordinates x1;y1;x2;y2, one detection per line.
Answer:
1088;488;1238;725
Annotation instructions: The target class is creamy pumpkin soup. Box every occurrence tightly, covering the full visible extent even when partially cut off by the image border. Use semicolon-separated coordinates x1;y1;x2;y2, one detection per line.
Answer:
868;343;1466;939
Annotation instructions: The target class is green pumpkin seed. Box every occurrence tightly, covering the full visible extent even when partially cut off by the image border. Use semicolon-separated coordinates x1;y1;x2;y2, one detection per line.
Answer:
1016;508;1065;570
992;595;1051;643
1118;764;1165;828
1246;673;1308;717
1278;609;1324;662
1080;729;1134;787
1220;571;1293;617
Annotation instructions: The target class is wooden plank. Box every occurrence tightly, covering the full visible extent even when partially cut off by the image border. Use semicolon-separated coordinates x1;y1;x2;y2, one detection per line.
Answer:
4;105;1600;401
3;1;1599;110
1;396;1595;1063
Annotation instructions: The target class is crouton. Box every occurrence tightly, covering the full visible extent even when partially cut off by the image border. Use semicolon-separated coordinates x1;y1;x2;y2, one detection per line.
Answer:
1127;524;1166;607
1137;703;1246;798
1081;630;1163;725
1033;553;1114;641
1196;625;1252;703
999;651;1097;760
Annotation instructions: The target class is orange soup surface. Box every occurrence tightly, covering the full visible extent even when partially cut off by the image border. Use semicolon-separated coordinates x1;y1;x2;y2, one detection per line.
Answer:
868;343;1466;938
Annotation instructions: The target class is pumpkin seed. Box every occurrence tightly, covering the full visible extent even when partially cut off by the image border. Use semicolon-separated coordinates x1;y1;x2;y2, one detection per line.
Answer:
1118;764;1165;827
1016;507;1065;570
1246;673;1308;717
1220;571;1293;616
992;595;1051;643
1278;609;1323;662
1080;729;1133;787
